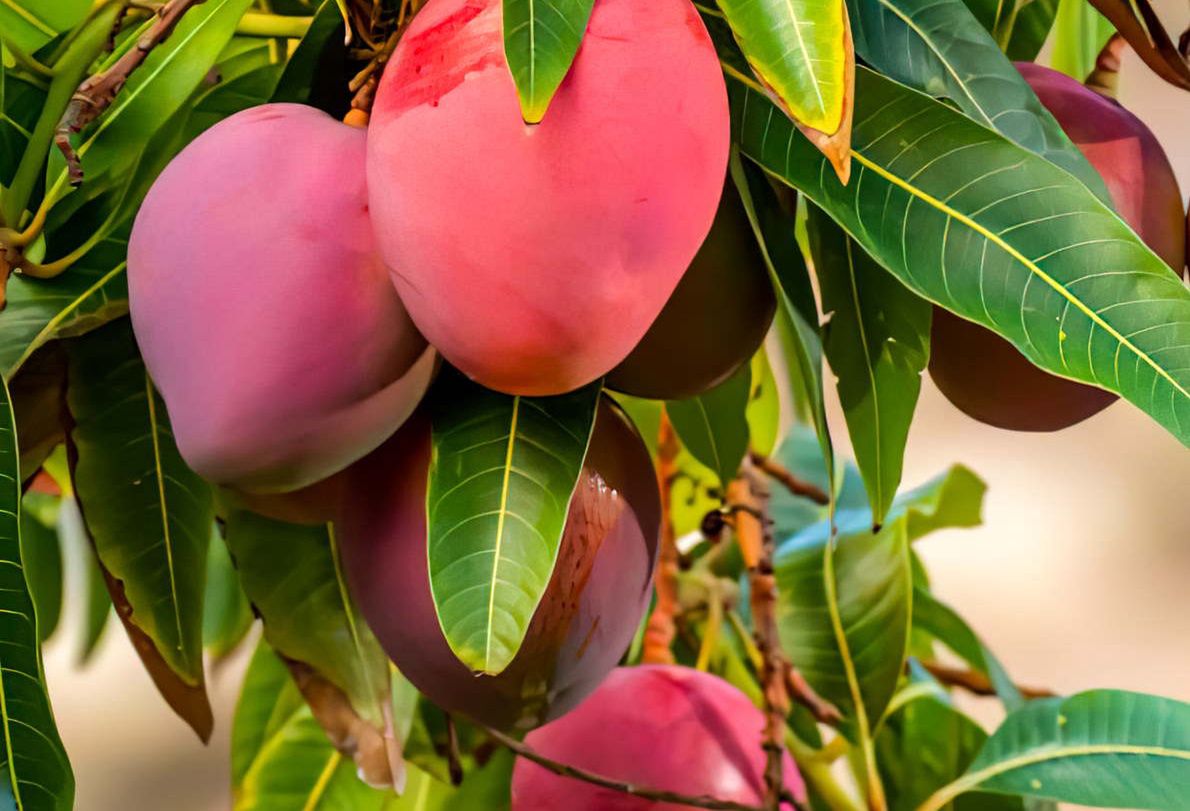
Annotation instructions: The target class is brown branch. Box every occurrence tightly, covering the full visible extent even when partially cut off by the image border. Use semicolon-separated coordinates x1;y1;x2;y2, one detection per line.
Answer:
728;461;790;811
749;451;829;506
482;724;772;811
444;713;464;786
786;666;843;725
919;661;1056;701
55;0;210;187
642;413;680;665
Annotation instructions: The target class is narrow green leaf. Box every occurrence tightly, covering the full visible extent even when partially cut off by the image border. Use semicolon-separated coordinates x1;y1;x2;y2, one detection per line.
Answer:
1004;0;1058;61
232;642;307;791
732;67;1190;446
730;153;834;479
270;0;347;108
921;691;1190;811
502;0;595;123
202;524;253;661
746;348;781;457
426;371;600;675
1050;0;1112;81
19;491;63;643
66;319;213;738
44;0;255;210
809;204;929;524
667;361;751;487
0;373;73;810
224;510;401;789
0;59;46;186
715;0;849;134
0;0;89;54
844;0;1110;204
53;495;111;663
913;588;1023;710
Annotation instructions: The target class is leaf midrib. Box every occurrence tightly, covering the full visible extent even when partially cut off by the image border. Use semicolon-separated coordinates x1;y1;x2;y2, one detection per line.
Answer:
484;397;522;671
918;742;1190;811
0;380;25;810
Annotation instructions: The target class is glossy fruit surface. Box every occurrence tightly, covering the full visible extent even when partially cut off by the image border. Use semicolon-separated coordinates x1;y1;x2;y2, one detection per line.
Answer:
607;180;775;399
129;104;432;492
929;65;1184;432
511;665;805;810
339;398;660;730
367;0;730;395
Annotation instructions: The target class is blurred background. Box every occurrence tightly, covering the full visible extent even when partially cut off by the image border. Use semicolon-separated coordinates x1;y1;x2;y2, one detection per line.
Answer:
42;8;1189;811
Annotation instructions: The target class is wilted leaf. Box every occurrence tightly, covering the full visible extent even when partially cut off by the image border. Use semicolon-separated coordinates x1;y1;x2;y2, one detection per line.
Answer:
66;319;213;739
426;371;600;675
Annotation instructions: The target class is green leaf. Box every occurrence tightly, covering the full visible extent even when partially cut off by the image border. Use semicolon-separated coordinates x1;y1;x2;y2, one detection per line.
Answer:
224;510;402;790
746;348;781;456
732;67;1190;446
202;524;253;661
921;691;1190;811
270;0;347;108
19;491;63;643
0;0;88;54
1003;0;1058;61
730;154;834;479
426;371;600;675
44;0;255;210
232;642;306;790
913;588;1025;711
0;373;73;810
66;319;213;739
0;58;46;187
667;361;751;488
809;204;929;524
0;235;129;381
53;494;112;663
775;517;912;808
879;666;1023;811
843;0;1110;204
502;0;595;123
714;0;850;135
1049;0;1112;81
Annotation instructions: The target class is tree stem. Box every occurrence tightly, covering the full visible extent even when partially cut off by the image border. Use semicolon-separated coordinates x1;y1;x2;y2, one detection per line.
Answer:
642;412;680;665
749;451;830;505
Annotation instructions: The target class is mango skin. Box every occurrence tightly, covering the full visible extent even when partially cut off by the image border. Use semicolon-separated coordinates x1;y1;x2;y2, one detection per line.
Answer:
367;0;730;396
511;665;805;810
929;64;1185;432
129;104;433;493
607;180;776;400
338;398;660;731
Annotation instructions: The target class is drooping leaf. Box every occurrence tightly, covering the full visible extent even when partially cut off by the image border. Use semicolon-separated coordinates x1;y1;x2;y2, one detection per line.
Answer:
921;691;1190;810
270;0;350;113
809;204;929;524
502;0;595;123
913;588;1025;710
0;0;89;55
66;319;214;739
203;524;253;661
732;67;1190;446
20;491;63;642
0;57;46;186
426;371;600;675
666;361;751;487
730;154;834;479
1050;0;1113;81
224;510;403;790
0;373;74;810
843;0;1110;204
44;0;255;211
712;0;854;177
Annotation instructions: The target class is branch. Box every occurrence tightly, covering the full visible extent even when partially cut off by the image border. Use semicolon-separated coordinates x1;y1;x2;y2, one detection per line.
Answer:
481;724;773;811
749;451;829;506
728;461;792;811
55;0;209;187
643;413;680;665
787;666;843;725
918;661;1056;700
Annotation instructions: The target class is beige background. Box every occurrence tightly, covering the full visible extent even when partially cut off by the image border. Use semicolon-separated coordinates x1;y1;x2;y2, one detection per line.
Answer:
42;16;1189;811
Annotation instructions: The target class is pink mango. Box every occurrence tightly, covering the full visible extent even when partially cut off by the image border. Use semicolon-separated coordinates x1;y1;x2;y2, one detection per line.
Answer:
512;665;806;810
367;0;730;395
338;399;660;731
129;104;433;493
